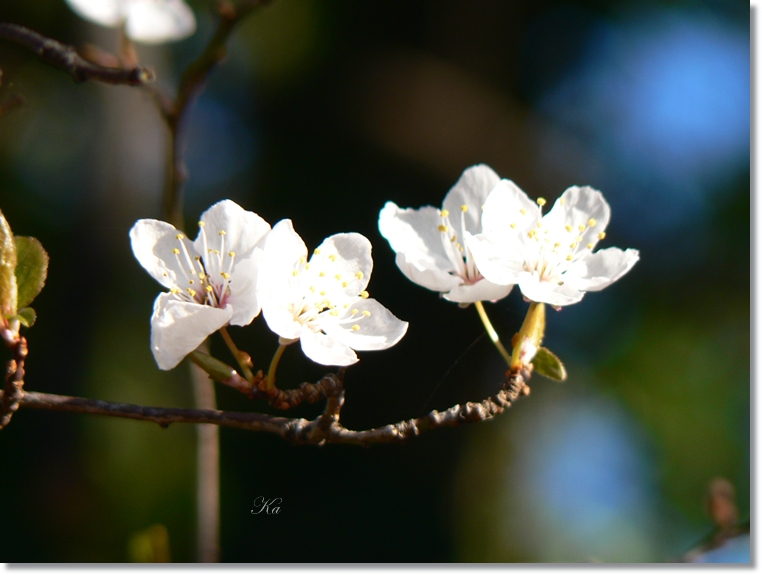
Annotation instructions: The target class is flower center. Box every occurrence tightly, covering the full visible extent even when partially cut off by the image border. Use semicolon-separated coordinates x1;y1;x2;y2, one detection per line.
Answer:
286;248;372;333
167;221;236;307
521;201;605;285
437;204;481;284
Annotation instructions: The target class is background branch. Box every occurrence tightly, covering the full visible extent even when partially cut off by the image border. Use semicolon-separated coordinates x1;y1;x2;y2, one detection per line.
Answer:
0;23;154;86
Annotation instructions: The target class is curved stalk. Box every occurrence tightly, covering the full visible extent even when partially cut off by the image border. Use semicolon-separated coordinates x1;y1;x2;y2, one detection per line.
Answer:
473;301;512;366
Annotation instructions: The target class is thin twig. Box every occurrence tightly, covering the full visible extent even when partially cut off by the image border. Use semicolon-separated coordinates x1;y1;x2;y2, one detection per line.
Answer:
11;369;527;446
0;23;154;86
161;0;273;228
0;328;27;429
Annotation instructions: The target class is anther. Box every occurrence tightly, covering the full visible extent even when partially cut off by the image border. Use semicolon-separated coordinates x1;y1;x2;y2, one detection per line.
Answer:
176;233;184;240
205;286;213;292
221;272;230;279
172;248;180;255
440;209;449;218
566;255;573;261
588;218;597;227
319;271;325;277
360;291;369;299
510;223;517;229
560;198;566;205
292;270;299;277
570;242;577;249
351;324;360;331
362;310;371;317
320;291;326;296
355;271;364;280
342;282;348;288
187;288;197;297
329;255;337;262
314;248;321;255
451;235;457;243
598;232;606;240
438;225;448;232
198;221;205;227
218;230;226;236
351;308;359;315
565;225;573;232
520;209;527;215
579;224;586;232
587;243;594;249
228;251;235;258
335;274;342;280
460;204;468;212
537;197;546;206
330;309;339;317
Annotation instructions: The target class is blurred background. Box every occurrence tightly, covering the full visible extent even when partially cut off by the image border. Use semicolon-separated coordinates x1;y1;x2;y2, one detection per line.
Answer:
0;0;749;563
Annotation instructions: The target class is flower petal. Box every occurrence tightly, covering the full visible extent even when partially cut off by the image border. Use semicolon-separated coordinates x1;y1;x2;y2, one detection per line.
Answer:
258;220;308;338
226;252;262;326
394;251;463;293
300;327;359;366
517;271;586;307
481;179;540;236
125;0;196;43
442;164;500;235
378;202;454;274
130;218;198;291
322;298;408;351
565;247;640;292
65;0;124;26
466;232;525;286
194;199;270;261
150;293;232;370
542;186;611;251
310;232;373;297
443;278;513;303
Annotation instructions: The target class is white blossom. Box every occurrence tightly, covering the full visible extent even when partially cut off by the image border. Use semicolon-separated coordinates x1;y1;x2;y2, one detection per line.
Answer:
468;182;640;307
378;164;513;303
258;220;408;366
130;200;270;369
65;0;196;44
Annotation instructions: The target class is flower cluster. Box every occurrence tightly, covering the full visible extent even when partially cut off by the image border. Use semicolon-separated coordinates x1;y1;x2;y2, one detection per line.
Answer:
130;200;407;370
379;164;639;308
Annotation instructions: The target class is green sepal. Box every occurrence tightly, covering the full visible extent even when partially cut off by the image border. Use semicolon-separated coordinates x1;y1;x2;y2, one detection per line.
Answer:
0;210;17;317
14;236;48;310
533;346;567;381
189;350;236;382
13;307;36;327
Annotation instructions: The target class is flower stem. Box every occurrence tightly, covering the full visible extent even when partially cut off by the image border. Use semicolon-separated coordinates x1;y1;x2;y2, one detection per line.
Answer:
510;301;546;369
266;344;288;391
473;301;512;367
219;326;256;383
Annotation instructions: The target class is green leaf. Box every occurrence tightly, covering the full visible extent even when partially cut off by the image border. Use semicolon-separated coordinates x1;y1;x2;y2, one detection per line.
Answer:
0;210;17;316
14;236;48;310
14;307;36;327
189;350;236;382
533;346;567;381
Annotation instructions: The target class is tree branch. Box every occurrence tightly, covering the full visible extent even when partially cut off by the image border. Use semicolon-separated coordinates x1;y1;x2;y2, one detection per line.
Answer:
9;369;528;446
0;328;27;429
0;23;154;86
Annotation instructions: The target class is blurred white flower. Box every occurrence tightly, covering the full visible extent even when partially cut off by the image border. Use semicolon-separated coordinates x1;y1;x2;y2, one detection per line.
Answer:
378;164;513;303
130;200;270;370
468;184;640;307
258;220;408;366
65;0;196;44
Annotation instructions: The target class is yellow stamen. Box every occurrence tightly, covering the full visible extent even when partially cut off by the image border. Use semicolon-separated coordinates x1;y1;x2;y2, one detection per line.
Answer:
351;308;358;315
329;254;337;262
314;248;321;255
360;291;369;299
198;221;205;227
537;197;546;206
221;272;230;279
438;225;448;232
588;218;597;227
351;324;360;331
218;230;226;236
172;248;180;255
510;223;517;229
362;310;371;317
440;209;449;218
355;271;364;280
176;233;184;240
565;225;573;232
292;270;299;276
461;204;468;212
587;243;594;249
598;232;606;240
